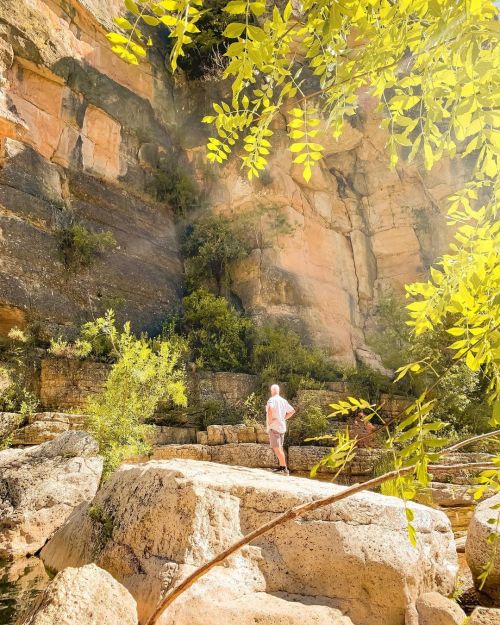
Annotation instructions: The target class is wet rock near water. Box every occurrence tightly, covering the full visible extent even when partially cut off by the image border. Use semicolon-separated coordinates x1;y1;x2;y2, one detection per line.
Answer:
0;431;102;557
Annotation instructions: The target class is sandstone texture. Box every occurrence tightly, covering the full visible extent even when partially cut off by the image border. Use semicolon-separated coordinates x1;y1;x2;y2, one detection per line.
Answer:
414;592;466;625
152;441;388;478
0;431;102;557
153;426;197;446
466;492;500;603
39;359;110;411
0;0;470;364
0;0;183;340
188;372;258;407
17;564;138;625
469;607;500;625
10;412;86;445
0;411;24;441
42;459;458;625
418;482;485;508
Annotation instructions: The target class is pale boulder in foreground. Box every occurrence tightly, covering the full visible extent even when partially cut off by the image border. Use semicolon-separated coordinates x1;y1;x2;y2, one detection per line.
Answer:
414;592;467;625
466;492;500;603
17;563;137;625
0;431;103;557
42;459;458;625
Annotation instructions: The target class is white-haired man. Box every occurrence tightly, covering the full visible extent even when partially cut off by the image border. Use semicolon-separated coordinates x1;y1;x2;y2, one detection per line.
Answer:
266;384;295;474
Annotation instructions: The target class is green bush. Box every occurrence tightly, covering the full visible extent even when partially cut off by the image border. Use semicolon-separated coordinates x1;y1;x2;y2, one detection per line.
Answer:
182;214;250;294
0;328;40;416
367;293;412;371
243;392;266;427
197;399;242;429
251;325;340;395
0;373;38;415
338;364;393;402
56;225;116;271
85;317;187;477
286;398;330;446
152;164;199;215
368;292;491;434
182;289;251;372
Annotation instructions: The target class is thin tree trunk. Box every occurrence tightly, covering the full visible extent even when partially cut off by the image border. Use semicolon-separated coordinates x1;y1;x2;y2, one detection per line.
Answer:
145;459;496;625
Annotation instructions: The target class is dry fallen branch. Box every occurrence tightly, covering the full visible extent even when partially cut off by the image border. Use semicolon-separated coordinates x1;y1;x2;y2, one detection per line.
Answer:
145;456;496;625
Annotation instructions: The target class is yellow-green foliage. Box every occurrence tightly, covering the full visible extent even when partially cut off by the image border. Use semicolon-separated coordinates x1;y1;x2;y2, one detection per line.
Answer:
107;1;498;184
369;293;492;434
84;315;187;476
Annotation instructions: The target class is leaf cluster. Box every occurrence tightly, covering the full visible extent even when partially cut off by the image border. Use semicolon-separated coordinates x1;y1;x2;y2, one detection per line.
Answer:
181;288;252;371
84;314;187;476
182;214;250;293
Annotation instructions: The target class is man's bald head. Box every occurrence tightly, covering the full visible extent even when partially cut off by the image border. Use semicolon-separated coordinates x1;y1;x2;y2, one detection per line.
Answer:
270;384;280;396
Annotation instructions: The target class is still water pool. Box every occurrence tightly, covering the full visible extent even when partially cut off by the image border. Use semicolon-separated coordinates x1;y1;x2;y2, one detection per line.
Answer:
0;557;51;625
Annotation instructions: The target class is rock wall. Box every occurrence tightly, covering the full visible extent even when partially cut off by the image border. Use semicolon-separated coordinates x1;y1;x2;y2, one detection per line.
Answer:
191;101;469;365
38;358;258;413
40;358;110;410
0;0;183;338
0;0;470;364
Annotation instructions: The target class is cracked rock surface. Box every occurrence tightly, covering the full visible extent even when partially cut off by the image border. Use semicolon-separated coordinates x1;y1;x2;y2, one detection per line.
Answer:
42;459;457;625
0;431;103;557
17;563;138;625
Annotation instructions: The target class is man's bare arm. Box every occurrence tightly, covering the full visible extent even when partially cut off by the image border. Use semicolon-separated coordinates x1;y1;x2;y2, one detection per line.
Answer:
266;405;272;429
285;408;295;420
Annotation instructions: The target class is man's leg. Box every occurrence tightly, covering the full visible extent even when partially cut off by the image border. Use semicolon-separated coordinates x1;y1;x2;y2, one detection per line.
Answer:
269;430;288;472
272;445;287;467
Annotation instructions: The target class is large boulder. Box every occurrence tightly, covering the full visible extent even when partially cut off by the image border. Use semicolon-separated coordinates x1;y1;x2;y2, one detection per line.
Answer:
0;431;103;557
466;492;500;603
17;564;137;625
414;592;466;625
41;459;458;625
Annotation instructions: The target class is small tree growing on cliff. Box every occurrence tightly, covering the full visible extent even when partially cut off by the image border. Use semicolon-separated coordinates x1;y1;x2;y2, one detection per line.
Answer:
182;214;250;294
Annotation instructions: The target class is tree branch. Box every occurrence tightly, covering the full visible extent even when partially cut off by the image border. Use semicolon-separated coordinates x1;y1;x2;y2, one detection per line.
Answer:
145;458;496;625
443;430;500;453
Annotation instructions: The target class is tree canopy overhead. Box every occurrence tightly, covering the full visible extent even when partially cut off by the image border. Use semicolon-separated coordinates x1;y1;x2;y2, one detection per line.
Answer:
108;0;498;182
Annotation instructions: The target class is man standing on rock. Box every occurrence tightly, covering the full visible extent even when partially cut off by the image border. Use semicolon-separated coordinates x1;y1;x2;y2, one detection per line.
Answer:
266;384;295;475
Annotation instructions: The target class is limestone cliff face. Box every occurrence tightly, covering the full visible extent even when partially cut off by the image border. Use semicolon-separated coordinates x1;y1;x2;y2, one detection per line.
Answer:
0;0;183;337
0;0;468;362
